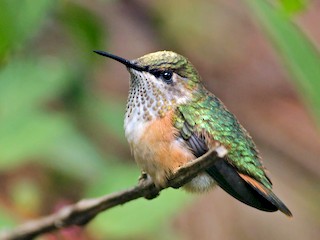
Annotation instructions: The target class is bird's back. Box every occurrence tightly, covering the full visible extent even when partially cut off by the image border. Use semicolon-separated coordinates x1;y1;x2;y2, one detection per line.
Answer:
175;88;272;189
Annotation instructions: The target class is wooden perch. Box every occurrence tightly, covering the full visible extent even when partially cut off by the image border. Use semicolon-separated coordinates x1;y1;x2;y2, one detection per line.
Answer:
0;146;227;240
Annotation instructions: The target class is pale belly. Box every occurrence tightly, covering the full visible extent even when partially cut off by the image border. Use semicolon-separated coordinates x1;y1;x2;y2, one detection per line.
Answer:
125;111;215;192
131;137;215;192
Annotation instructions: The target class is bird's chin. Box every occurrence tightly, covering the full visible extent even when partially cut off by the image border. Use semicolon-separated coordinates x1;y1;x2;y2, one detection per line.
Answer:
182;173;216;193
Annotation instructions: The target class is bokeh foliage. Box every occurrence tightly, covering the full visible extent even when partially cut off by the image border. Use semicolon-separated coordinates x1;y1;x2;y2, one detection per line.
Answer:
0;1;189;239
247;0;320;126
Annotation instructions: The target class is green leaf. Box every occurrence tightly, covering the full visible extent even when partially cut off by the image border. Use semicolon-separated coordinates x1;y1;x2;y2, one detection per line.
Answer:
81;94;126;142
0;57;112;180
246;0;320;125
0;207;16;230
0;0;53;58
0;57;70;117
0;57;75;169
10;179;42;215
278;0;308;15
0;112;72;169
0;109;112;182
85;159;139;196
59;1;106;65
45;125;111;181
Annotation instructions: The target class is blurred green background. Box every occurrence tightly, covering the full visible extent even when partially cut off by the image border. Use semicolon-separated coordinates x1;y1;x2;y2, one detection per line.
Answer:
0;0;319;239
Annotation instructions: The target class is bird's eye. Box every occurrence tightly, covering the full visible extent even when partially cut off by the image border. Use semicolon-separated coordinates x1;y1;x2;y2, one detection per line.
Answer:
161;70;173;84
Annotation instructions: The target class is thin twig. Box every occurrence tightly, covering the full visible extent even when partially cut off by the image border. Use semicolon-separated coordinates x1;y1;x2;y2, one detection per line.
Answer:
0;146;227;240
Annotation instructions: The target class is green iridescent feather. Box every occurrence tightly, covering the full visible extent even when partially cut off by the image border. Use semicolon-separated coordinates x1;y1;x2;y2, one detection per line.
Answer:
174;87;272;189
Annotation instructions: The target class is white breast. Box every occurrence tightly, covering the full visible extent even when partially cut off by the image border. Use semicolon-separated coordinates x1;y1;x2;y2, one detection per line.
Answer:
124;107;150;145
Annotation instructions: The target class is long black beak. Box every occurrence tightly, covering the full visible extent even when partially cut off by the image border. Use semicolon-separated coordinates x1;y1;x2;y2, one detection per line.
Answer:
93;50;147;72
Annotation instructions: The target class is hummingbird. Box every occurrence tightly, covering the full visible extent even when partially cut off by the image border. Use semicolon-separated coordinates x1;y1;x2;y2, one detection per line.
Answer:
94;50;292;217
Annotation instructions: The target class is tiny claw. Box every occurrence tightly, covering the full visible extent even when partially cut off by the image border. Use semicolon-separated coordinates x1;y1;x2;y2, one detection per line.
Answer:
138;171;150;184
137;171;161;199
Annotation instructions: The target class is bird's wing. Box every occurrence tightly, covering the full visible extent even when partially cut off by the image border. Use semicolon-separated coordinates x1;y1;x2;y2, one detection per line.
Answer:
174;94;292;216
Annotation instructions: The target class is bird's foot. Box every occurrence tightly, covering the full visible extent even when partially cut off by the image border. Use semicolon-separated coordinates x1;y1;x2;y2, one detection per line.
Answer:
138;171;160;200
138;171;149;184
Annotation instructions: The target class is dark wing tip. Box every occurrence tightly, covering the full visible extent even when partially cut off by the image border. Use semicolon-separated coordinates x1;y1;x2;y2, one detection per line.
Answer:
238;173;292;217
206;159;278;212
278;202;293;217
206;158;293;216
267;191;293;217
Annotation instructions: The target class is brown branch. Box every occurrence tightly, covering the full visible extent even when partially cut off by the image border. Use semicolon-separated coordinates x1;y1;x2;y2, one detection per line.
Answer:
0;146;227;240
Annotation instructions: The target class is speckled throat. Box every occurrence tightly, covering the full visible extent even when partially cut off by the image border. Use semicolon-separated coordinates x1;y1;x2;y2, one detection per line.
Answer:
124;68;192;144
125;69;192;120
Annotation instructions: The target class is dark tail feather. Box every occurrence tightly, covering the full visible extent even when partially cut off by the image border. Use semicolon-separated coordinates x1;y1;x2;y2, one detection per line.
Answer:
238;173;292;217
206;158;292;217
